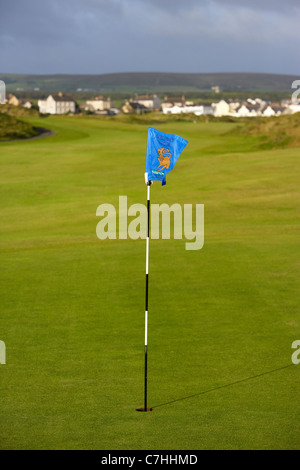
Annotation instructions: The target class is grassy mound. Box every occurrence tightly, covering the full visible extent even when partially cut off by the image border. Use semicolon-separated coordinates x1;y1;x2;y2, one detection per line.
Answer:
0;104;40;118
231;112;300;150
0;113;40;141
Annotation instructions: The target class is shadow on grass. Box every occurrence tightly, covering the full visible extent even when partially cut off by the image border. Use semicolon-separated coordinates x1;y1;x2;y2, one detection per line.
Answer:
152;363;295;409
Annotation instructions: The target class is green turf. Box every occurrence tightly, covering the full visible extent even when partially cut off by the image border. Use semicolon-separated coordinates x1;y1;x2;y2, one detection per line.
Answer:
0;115;299;450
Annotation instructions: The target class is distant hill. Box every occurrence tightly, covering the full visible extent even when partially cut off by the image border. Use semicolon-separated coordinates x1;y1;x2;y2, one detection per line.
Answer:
0;72;298;95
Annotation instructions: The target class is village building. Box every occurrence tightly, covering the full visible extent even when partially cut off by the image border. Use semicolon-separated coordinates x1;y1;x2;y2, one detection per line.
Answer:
163;101;213;116
132;94;161;111
261;105;277;117
232;103;261;117
122;94;161;114
212;99;230;117
288;103;300;114
7;94;20;106
161;95;186;112
38;92;76;114
22;101;33;109
233;104;252;117
84;96;112;112
228;100;242;113
269;104;288;116
122;100;149;114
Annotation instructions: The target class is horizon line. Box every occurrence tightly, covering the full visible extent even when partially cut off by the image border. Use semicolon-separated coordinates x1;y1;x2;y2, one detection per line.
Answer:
1;71;299;77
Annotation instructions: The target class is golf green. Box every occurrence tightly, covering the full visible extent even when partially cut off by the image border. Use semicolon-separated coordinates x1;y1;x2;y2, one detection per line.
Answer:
0;115;299;449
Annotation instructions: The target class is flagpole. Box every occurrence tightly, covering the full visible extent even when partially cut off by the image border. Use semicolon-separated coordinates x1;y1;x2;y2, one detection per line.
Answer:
137;129;188;413
137;178;153;412
144;180;151;411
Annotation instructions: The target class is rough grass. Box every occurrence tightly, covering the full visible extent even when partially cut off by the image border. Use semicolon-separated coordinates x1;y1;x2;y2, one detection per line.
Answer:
231;112;300;150
0;113;40;141
0;104;40;118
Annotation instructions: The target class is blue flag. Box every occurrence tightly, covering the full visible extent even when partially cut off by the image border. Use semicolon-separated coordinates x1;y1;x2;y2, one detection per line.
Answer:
145;127;188;185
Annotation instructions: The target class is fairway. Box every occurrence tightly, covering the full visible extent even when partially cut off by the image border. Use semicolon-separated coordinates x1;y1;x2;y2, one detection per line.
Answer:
0;115;299;450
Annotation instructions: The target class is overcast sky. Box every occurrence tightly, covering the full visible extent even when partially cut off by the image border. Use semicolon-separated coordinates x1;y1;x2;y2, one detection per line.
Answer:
0;0;299;75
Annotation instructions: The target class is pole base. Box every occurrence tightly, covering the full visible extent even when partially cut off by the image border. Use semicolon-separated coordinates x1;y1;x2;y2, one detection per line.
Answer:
136;407;154;412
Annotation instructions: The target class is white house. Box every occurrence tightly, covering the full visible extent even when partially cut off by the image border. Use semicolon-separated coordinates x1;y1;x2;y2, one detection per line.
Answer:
161;96;186;113
288;104;300;114
228;101;242;113
163;105;183;114
233;103;261;118
262;105;276;117
163;103;213;116
38;93;76;114
212;100;230;117
85;96;112;112
23;101;32;109
234;104;252;117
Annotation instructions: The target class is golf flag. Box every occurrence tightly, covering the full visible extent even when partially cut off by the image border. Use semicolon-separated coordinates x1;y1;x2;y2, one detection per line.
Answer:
145;127;188;185
139;126;188;412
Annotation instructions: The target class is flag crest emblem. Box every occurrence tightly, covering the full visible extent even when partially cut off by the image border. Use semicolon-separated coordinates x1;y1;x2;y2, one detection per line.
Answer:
145;127;188;185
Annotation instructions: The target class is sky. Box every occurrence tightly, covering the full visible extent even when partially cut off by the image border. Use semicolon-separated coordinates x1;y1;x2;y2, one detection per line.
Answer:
0;0;299;75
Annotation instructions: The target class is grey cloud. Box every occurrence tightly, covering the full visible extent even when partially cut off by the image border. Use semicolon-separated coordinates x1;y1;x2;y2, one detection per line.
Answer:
136;0;300;13
0;0;299;75
212;0;300;12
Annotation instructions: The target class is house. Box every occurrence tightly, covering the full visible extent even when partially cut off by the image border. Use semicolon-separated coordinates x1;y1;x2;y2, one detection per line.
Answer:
228;100;242;113
84;96;112;112
280;99;300;114
122;94;161;114
131;94;161;111
163;102;213;116
23;101;32;109
270;105;287;116
7;94;19;106
247;98;267;108
261;105;276;117
288;103;300;114
234;104;252;117
122;100;149;114
161;95;186;112
38;92;76;114
162;104;183;114
233;103;261;117
212;100;230;117
185;103;214;116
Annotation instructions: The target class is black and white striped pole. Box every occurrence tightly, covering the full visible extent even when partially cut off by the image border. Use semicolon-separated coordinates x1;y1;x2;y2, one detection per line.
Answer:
137;174;153;412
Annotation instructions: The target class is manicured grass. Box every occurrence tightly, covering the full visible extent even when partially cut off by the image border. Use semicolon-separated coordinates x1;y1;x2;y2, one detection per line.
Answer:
0;115;299;449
